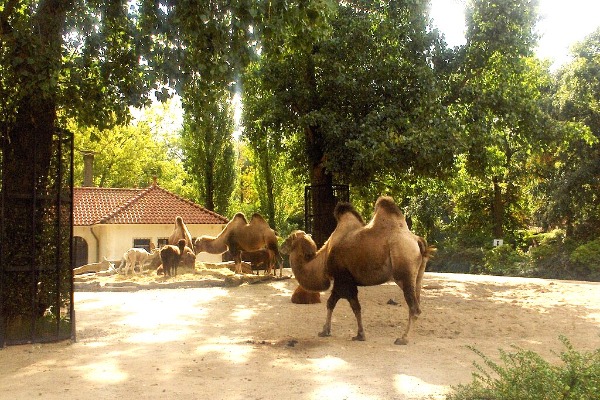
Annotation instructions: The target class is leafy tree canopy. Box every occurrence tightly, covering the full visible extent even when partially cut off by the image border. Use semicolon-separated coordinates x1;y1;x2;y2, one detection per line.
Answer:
540;28;600;237
244;0;457;188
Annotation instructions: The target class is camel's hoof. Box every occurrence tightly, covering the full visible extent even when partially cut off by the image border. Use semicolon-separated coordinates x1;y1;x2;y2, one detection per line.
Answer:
352;334;366;341
394;337;409;345
318;331;331;338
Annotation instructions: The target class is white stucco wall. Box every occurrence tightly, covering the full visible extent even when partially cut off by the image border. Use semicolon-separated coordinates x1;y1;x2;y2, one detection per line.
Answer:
73;223;226;264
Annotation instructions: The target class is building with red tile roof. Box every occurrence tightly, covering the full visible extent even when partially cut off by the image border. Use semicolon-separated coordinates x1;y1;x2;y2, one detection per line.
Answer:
73;182;228;266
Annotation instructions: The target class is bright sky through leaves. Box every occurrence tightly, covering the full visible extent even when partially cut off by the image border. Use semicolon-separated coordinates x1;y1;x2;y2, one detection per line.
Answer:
429;0;600;69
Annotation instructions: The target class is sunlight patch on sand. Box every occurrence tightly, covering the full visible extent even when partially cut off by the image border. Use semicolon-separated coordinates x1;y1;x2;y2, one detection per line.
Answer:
585;312;600;324
231;306;256;322
268;280;294;296
394;374;448;399
195;339;254;364
310;355;347;371
76;361;128;383
127;328;194;344
310;382;379;400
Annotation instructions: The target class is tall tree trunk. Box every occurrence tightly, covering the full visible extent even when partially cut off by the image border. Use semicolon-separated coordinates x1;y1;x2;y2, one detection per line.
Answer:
1;0;70;335
305;123;337;247
262;152;276;228
309;163;336;248
492;176;504;238
204;164;215;211
301;48;337;247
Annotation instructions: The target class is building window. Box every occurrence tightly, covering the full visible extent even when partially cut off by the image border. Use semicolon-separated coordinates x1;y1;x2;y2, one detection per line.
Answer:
157;238;169;248
133;238;151;252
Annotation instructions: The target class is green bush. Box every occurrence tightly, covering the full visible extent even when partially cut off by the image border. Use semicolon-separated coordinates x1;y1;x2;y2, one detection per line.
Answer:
428;246;485;274
570;238;600;279
427;229;599;281
478;245;528;276
446;336;600;400
527;230;579;280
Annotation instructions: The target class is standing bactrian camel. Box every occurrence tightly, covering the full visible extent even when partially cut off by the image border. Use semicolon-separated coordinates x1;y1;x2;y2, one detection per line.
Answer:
194;212;281;276
281;196;435;345
169;216;194;249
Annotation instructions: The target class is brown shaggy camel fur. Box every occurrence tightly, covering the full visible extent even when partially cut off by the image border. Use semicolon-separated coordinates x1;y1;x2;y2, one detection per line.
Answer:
168;216;194;249
194;213;281;276
239;249;275;275
160;239;186;277
155;246;195;275
281;196;435;345
291;285;321;304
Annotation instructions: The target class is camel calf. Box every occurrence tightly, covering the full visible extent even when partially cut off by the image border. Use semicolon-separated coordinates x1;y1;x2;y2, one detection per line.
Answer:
160;239;186;277
120;248;151;275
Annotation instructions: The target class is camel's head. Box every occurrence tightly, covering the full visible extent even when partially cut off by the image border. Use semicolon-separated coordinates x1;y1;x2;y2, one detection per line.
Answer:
281;231;317;259
180;247;196;268
193;236;207;253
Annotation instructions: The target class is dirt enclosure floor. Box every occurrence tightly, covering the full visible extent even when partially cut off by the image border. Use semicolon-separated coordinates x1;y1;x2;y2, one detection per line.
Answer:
1;270;599;400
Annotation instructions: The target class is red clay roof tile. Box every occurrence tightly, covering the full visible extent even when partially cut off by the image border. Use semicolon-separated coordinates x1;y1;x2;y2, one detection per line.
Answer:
73;184;228;226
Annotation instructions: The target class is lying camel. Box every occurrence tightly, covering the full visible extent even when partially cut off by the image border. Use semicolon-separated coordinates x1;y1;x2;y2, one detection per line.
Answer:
194;212;281;276
291;285;321;304
281;196;435;345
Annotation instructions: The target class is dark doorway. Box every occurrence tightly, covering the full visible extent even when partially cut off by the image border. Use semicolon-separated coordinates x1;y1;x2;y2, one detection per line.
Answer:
72;236;88;268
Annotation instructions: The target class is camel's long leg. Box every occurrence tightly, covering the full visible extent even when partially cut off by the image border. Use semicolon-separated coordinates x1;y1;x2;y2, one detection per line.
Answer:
233;252;243;274
348;296;365;341
394;279;420;345
266;249;275;276
319;291;341;337
395;310;415;346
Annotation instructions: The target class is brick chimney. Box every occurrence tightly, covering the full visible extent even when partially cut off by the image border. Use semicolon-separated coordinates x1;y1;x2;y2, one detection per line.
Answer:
82;151;95;187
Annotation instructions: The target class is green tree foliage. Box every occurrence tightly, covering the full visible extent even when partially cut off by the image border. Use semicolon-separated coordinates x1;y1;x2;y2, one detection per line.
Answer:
2;0;600;289
71;113;190;195
229;139;305;233
242;59;305;229
1;1;154;341
243;0;456;243
540;28;600;239
181;90;235;214
136;0;257;214
452;0;550;240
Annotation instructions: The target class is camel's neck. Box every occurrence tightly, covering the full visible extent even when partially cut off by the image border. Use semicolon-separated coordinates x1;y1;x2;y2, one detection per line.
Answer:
202;236;229;254
291;246;331;292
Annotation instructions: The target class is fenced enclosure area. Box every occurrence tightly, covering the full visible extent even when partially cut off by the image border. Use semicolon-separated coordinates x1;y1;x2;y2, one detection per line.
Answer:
0;128;75;346
304;184;349;247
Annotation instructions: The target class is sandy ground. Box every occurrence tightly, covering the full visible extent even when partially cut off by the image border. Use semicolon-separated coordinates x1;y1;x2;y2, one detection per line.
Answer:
1;270;599;400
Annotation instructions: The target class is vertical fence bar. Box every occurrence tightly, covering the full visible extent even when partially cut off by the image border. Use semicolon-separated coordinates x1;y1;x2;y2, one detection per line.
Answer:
304;184;350;245
0;127;74;346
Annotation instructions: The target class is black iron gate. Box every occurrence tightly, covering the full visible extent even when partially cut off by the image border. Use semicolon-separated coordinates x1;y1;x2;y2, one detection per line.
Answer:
0;128;75;346
304;184;349;247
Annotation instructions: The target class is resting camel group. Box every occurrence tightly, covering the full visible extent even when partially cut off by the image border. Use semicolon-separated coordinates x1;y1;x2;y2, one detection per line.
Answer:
119;216;196;277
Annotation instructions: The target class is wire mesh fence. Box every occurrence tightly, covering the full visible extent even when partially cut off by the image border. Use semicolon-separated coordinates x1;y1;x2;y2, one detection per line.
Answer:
1;128;75;346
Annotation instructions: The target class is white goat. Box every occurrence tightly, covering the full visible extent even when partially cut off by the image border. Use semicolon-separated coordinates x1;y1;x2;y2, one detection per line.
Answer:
120;248;151;275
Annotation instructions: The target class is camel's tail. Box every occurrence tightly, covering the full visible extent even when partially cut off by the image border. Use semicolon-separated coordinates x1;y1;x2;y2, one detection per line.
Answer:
417;236;436;261
416;236;436;304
